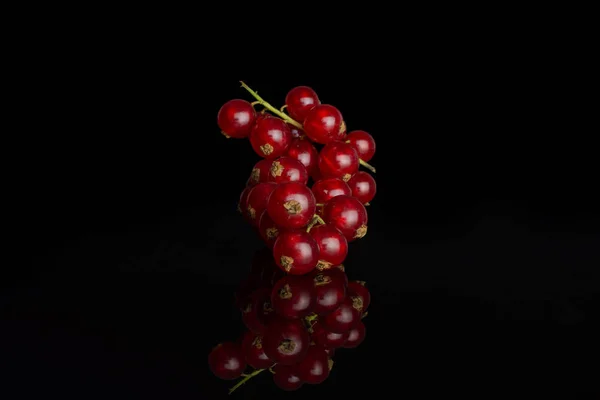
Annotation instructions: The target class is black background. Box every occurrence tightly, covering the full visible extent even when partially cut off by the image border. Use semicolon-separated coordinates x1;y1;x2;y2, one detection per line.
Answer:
2;34;599;399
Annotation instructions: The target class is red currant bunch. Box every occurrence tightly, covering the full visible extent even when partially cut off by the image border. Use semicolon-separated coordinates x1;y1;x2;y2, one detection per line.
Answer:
210;82;377;393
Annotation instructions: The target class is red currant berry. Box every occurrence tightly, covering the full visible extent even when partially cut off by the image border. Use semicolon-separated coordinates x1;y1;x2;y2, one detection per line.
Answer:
241;331;274;369
309;224;348;270
311;269;347;315
250;117;292;159
347;171;377;204
263;318;310;365
303;104;346;144
237;186;253;222
296;345;331;384
272;230;319;275
287;123;304;139
311;320;349;349
343;320;366;348
347;281;371;313
246;182;277;227
258;211;281;249
241;287;275;334
322;195;368;242
267;182;316;229
268;156;308;185
217;99;256;139
311;178;352;206
285;86;320;122
272;364;303;391
255;111;271;124
318;141;359;182
271;275;316;319
248;159;272;186
346;130;376;162
208;342;247;380
285;138;319;177
321;295;362;333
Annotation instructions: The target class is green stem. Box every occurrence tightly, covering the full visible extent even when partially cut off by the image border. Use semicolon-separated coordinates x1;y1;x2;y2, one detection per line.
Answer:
239;81;303;130
359;159;376;173
229;368;264;395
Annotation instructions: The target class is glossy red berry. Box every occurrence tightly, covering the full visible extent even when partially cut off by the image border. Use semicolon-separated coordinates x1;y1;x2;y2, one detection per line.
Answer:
343;320;366;348
263;318;310;365
296;345;331;384
241;287;275;334
248;159;272;186
321;295;362;333
272;230;319;275
267;182;316;229
347;171;377;204
285;86;320;122
311;320;349;349
246;182;277;227
322;195;368;242
311;269;347;315
309;224;348;270
303;104;346;144
318;141;359;182
271;275;316;319
237;186;253;223
208;342;247;380
217;99;256;139
311;178;352;206
285;138;319;177
258;211;281;249
347;281;371;313
267;156;308;185
346;130;376;162
250;117;292;159
273;364;304;391
241;331;274;369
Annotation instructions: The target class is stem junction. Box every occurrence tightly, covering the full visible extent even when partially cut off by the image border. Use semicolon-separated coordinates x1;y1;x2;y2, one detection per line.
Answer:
229;368;264;395
240;81;303;130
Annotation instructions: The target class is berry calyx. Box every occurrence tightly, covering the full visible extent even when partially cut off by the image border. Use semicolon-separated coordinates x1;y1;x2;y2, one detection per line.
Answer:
346;130;376;162
311;320;349;349
258;211;281;249
296;345;331;384
347;171;377;204
271;275;316;319
272;230;319;275
250;116;293;159
208;342;247;380
343;320;366;348
267;182;316;229
311;178;352;208
268;156;309;185
303;104;346;144
318;141;359;181
262;318;310;365
321;295;361;333
241;331;275;369
309;224;348;269
311;268;347;315
246;182;277;227
272;364;304;391
248;159;272;186
347;280;371;313
285;138;319;178
285;86;320;122
217;99;256;139
322;195;368;242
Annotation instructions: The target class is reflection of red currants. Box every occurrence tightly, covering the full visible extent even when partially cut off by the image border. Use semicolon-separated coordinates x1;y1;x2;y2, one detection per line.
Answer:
311;178;352;206
347;171;377;204
208;342;247;380
345;130;376;162
267;156;309;185
273;230;319;275
347;281;371;313
237;186;253;222
321;295;362;333
272;364;304;391
217;99;256;139
343;320;366;348
250;117;292;159
267;182;316;229
303;104;346;144
241;331;274;369
245;182;277;227
271;275;316;319
311;269;347;315
322;195;368;241
296;345;331;384
285;86;320;122
285;138;319;177
318;141;359;181
309;224;348;269
262;318;310;365
258;211;281;249
311;320;349;349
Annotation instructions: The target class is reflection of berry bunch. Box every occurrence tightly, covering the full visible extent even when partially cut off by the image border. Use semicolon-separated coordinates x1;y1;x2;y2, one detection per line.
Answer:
209;83;375;393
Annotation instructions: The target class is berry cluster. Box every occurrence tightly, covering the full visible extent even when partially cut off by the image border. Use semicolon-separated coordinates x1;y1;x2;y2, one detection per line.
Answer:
209;82;376;394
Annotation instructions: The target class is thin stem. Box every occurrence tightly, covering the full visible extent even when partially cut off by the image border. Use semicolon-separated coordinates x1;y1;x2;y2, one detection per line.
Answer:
239;81;303;130
359;159;376;173
221;131;231;139
361;311;368;319
305;214;326;232
269;366;276;374
229;368;264;395
316;203;324;207
280;104;287;112
314;214;325;225
251;101;261;107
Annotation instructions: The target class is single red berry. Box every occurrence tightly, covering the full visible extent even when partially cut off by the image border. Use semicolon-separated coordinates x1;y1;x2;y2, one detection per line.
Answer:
258;211;281;249
241;331;274;369
347;171;376;204
343;320;366;348
241;287;275;334
318;140;359;182
310;269;347;315
272;364;304;391
246;182;277;227
217;99;256;139
309;224;348;270
296;345;331;384
248;159;272;186
322;195;368;242
267;156;308;185
346;130;376;162
285;86;320;122
311;320;349;349
250;117;292;159
263;318;310;365
237;186;253;223
287;123;304;139
271;275;316;319
272;230;319;275
267;182;316;229
310;264;348;286
311;178;352;206
347;281;371;313
208;342;247;380
321;295;362;334
303;104;346;144
285;138;319;177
